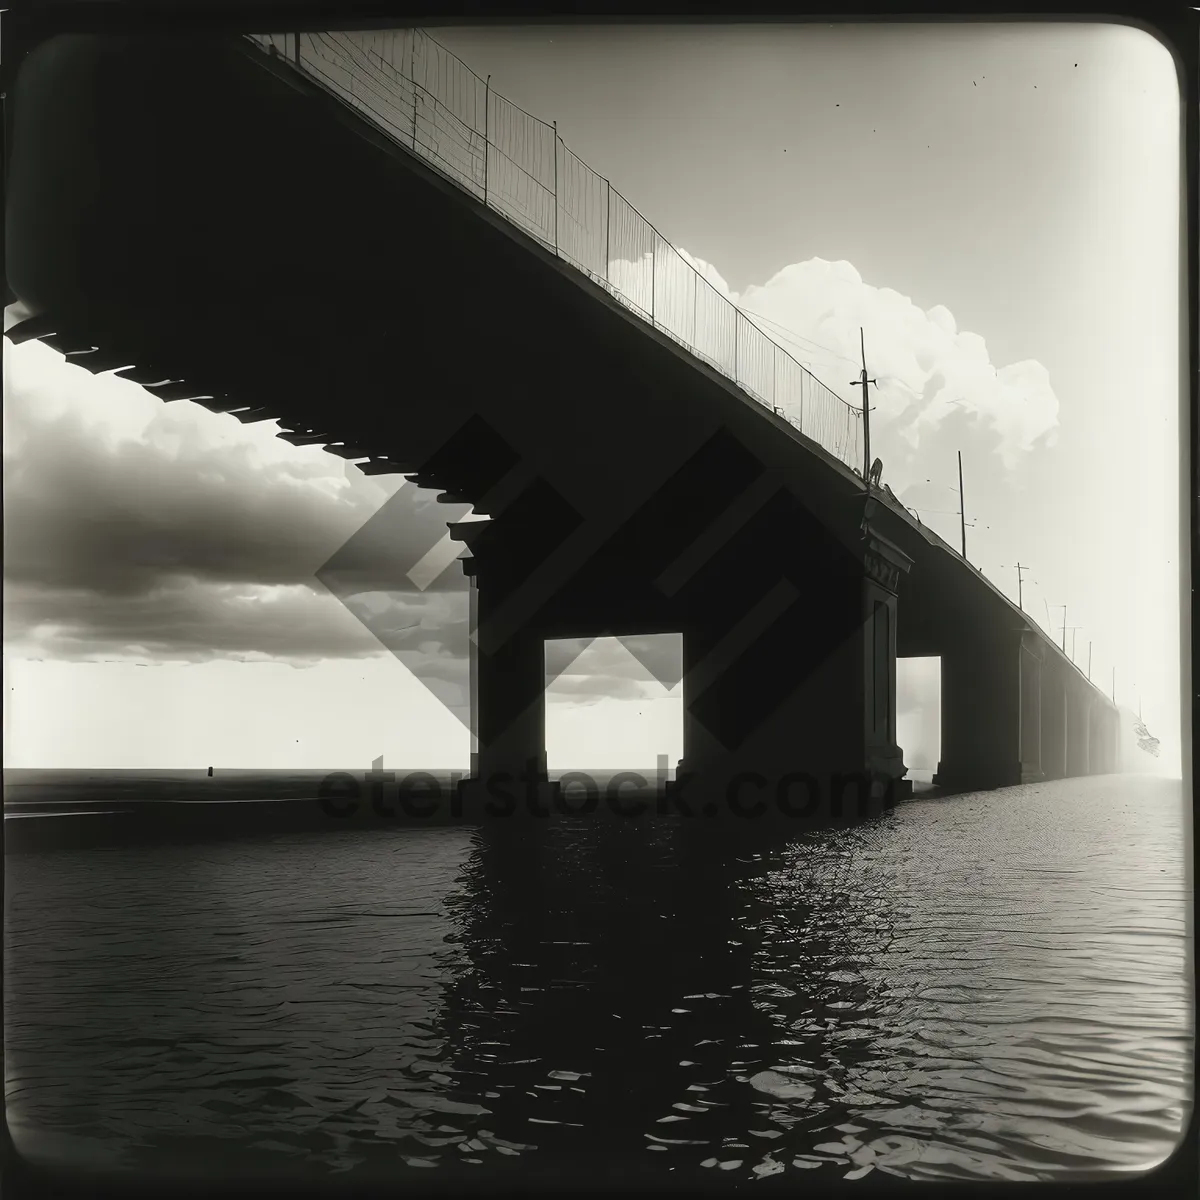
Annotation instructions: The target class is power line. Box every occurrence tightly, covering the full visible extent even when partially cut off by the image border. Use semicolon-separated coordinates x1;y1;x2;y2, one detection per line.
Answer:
740;307;860;367
739;307;857;363
735;311;851;402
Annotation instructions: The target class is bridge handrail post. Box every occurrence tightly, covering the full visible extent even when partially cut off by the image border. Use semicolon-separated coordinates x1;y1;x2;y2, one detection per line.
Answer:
483;74;490;206
691;264;697;347
553;121;559;254
604;179;611;287
734;309;740;388
410;31;418;151
651;232;656;325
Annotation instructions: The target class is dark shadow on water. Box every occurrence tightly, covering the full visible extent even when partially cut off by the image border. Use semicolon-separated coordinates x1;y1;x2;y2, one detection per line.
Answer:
376;810;898;1188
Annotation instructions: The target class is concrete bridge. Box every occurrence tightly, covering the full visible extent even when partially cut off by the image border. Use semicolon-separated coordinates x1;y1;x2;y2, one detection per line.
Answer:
5;30;1120;808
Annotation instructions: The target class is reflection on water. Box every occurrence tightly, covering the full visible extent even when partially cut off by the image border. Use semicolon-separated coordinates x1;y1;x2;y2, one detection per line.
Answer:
4;776;1191;1184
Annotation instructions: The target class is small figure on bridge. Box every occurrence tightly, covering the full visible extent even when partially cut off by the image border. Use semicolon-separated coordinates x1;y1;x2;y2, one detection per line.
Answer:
868;457;883;488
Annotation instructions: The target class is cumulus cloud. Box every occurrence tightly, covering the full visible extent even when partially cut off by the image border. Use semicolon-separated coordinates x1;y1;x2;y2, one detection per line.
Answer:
673;251;1060;472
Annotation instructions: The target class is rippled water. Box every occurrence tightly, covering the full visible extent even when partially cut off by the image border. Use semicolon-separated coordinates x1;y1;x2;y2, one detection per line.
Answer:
5;775;1191;1184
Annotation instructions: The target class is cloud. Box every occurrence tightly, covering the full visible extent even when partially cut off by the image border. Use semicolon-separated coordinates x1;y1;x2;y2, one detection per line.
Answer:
4;578;388;663
545;634;683;703
674;251;1060;472
548;673;652;704
3;335;469;665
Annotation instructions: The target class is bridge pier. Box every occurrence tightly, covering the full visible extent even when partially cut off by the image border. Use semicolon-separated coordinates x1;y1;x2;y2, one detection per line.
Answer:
1040;669;1068;781
1105;707;1121;772
675;524;914;816
1083;691;1120;776
934;628;1044;792
1066;686;1091;777
861;531;913;791
465;574;549;800
1088;700;1108;774
1104;707;1121;772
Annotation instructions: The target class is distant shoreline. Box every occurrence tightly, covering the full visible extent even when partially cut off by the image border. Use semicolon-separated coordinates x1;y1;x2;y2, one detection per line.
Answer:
3;767;942;853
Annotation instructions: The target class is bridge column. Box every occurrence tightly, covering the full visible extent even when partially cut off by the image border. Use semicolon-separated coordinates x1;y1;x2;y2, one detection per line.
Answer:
1066;685;1091;777
1088;701;1118;774
861;530;912;791
1040;668;1067;781
676;525;913;813
934;627;1043;792
1018;632;1044;782
467;574;548;789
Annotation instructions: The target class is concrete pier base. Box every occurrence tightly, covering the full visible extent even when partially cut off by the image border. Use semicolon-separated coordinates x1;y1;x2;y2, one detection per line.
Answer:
671;520;914;821
934;627;1044;792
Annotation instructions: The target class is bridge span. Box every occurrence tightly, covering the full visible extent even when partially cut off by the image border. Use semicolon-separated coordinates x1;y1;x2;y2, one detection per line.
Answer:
5;30;1119;807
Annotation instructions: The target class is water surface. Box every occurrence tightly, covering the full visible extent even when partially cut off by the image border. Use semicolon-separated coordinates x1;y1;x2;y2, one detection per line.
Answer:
5;774;1191;1184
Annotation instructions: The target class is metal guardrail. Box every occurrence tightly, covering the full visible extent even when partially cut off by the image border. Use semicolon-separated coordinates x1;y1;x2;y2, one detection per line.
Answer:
245;29;865;476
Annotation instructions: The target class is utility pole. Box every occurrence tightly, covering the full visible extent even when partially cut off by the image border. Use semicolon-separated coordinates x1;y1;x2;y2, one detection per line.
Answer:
849;328;876;484
1012;562;1031;611
1112;667;1115;703
957;450;967;560
1064;626;1081;664
1052;604;1067;653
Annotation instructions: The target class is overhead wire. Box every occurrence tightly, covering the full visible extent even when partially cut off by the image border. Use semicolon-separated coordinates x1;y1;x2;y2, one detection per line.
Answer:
739;307;860;368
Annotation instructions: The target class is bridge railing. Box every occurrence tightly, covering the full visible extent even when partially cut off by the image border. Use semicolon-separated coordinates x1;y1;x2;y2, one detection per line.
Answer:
246;29;865;476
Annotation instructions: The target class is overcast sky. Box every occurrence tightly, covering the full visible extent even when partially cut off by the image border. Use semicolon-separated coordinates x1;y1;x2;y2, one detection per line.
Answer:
3;20;1183;773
